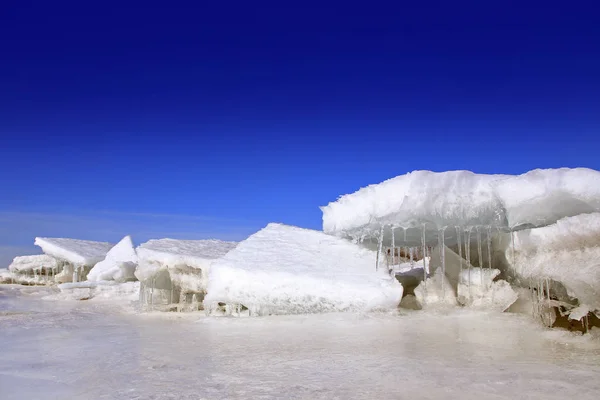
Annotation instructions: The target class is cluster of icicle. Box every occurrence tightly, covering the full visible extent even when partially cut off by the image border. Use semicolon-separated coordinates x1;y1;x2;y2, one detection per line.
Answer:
365;224;501;303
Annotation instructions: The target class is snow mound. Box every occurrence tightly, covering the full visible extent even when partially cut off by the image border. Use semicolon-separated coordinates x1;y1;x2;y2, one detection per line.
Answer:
322;168;600;237
34;237;114;266
87;236;138;282
205;223;403;315
135;238;237;289
8;255;57;272
510;213;600;311
457;268;518;311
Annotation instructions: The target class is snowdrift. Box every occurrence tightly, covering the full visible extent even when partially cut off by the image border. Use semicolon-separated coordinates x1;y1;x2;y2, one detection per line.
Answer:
204;223;403;315
87;236;138;282
509;213;600;311
34;237;114;266
321;168;600;239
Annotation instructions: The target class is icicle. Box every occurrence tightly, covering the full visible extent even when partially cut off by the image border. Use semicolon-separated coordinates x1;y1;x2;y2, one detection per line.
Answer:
465;229;472;301
546;278;552;327
375;226;384;271
530;284;536;318
455;226;463;282
437;228;446;298
150;277;155;311
421;225;427;299
409;247;414;267
486;226;492;270
511;231;516;266
391;227;395;266
476;227;483;286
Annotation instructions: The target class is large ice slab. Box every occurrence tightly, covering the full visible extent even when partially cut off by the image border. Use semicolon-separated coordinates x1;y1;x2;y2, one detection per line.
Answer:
87;236;138;282
204;223;403;315
34;237;114;266
135;238;237;289
322;168;600;241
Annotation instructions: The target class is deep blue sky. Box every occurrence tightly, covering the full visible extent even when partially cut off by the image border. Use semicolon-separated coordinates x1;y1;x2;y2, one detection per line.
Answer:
1;1;599;264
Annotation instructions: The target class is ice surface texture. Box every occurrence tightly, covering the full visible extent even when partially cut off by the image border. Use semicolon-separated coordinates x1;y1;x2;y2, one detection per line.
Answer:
205;223;403;315
34;237;114;266
322;168;600;238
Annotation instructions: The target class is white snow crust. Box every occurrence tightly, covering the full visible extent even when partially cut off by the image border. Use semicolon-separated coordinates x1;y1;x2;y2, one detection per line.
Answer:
8;255;57;272
509;212;600;311
34;237;113;266
87;236;138;282
205;223;403;315
135;238;237;287
322;168;600;236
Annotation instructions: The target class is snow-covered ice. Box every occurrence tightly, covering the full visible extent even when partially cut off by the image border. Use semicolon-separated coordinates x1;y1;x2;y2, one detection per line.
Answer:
34;237;114;266
205;223;403;315
493;168;600;229
322;168;600;238
1;285;600;400
87;236;138;282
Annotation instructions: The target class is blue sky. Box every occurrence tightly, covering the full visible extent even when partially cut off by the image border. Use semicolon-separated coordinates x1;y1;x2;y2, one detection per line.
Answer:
1;1;599;265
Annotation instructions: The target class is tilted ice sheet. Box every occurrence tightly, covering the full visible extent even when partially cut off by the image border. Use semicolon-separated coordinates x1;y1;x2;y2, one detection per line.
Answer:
510;213;600;311
8;255;57;272
205;223;403;315
322;168;600;238
87;236;138;282
34;237;114;266
135;238;237;283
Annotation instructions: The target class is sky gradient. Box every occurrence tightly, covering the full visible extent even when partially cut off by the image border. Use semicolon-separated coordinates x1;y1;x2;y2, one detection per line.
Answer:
1;1;599;265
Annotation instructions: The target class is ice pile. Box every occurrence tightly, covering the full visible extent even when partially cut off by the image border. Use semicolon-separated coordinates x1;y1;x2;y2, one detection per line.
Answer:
87;236;138;282
204;223;403;315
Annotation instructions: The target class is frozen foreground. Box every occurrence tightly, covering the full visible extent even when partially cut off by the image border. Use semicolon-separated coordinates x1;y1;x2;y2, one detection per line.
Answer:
1;286;600;400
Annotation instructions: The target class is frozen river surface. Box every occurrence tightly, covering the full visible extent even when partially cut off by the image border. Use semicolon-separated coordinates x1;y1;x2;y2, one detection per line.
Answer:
1;285;600;400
